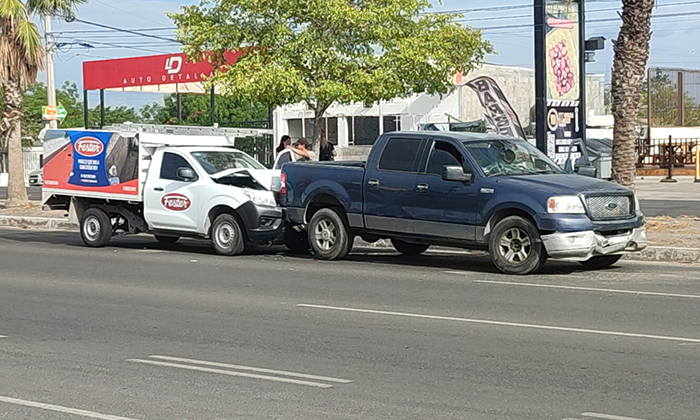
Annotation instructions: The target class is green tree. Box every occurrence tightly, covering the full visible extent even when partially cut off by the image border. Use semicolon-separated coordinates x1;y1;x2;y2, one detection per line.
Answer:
141;94;269;126
1;0;86;208
170;0;492;150
637;73;700;127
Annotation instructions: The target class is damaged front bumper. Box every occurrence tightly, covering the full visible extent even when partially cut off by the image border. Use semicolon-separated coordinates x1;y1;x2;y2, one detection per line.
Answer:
542;227;648;262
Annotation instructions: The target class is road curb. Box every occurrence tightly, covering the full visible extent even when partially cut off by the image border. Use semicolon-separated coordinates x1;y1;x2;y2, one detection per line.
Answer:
0;216;77;231
2;216;699;264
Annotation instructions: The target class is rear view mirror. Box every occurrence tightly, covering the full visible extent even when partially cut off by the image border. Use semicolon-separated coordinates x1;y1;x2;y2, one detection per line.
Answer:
442;165;473;183
177;167;196;182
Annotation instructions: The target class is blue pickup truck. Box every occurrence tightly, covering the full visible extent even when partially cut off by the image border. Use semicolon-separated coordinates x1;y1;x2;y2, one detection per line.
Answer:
280;132;647;275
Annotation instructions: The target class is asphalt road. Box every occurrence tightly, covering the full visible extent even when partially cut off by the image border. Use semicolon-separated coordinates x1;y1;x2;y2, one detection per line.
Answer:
2;187;698;217
1;228;699;420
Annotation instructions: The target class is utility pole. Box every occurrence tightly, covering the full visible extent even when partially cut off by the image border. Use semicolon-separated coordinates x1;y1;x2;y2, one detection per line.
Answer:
44;15;57;129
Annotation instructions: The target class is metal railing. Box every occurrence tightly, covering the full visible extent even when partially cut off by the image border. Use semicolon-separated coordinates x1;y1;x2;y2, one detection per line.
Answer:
636;137;699;168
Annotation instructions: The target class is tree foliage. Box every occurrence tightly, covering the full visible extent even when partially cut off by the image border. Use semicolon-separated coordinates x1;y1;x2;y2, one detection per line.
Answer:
170;0;493;149
141;94;268;126
638;73;700;127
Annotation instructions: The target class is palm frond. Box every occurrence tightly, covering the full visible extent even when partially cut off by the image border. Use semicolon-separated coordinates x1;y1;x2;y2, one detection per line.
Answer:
0;0;25;21
26;0;87;17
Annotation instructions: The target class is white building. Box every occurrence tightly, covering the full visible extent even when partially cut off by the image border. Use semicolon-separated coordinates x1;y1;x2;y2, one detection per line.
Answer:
273;63;606;160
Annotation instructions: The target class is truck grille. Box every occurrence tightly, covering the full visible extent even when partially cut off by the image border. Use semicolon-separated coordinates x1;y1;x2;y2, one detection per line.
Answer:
585;195;634;220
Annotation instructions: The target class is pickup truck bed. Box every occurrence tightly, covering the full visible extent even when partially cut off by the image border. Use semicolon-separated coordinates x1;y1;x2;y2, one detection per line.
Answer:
281;131;647;275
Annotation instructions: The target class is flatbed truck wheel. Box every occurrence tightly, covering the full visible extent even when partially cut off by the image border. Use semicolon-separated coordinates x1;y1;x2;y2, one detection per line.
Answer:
80;208;112;248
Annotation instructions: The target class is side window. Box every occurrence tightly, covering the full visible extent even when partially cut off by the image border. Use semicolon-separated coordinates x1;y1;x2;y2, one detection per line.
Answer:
427;141;467;176
378;138;423;172
274;150;293;170
160;152;196;181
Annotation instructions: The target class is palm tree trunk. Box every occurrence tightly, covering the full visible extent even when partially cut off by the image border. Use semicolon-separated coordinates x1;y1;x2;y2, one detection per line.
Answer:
611;0;656;189
2;77;30;208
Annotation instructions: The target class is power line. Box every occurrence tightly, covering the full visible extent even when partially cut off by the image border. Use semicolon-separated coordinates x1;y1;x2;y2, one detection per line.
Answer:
93;0;172;27
70;18;182;43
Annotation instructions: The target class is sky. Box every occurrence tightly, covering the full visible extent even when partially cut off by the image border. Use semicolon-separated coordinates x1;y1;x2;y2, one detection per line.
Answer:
43;0;700;110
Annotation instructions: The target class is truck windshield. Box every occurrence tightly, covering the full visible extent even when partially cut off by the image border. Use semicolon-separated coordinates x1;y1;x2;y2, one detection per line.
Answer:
463;139;564;177
191;151;265;174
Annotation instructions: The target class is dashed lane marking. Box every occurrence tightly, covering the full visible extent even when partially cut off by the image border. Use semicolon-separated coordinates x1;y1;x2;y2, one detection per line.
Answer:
0;395;139;420
448;277;700;300
582;413;654;420
297;303;700;344
147;355;352;384
127;358;349;388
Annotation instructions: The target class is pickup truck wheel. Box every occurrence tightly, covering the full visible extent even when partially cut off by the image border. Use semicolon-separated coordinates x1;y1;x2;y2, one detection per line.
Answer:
284;228;310;254
489;216;547;275
308;208;352;260
211;214;245;256
579;255;622;269
80;208;112;248
155;235;180;245
391;239;429;256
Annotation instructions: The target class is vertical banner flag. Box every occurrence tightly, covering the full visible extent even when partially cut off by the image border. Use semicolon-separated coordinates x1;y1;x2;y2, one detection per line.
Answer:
465;76;527;140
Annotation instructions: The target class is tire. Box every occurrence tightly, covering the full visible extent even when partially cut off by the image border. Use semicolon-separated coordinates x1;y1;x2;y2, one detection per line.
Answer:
308;208;352;260
579;255;622;269
489;216;547;275
80;208;112;248
391;238;429;256
211;213;245;256
155;235;180;244
284;227;310;254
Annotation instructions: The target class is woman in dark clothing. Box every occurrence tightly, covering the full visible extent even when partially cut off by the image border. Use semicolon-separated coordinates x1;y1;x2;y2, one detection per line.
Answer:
318;129;337;161
276;135;291;155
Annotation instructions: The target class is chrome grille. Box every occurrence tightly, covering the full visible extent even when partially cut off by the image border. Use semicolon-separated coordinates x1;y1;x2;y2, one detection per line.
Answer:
585;195;633;220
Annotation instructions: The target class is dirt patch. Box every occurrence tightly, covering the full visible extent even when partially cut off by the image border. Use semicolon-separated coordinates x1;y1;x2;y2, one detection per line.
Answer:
646;216;700;248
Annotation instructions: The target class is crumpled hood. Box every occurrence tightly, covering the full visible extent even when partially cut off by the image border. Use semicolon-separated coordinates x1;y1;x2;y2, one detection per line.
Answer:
211;168;276;190
492;174;633;196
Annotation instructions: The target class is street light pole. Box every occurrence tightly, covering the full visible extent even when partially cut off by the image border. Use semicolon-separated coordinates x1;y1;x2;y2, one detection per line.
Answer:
44;15;57;129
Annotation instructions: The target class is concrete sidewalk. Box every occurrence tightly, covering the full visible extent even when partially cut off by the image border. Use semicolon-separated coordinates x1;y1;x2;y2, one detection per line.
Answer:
635;176;700;201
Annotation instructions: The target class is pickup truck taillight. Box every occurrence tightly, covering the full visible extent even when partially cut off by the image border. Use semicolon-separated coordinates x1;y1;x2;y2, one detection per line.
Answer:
280;172;287;195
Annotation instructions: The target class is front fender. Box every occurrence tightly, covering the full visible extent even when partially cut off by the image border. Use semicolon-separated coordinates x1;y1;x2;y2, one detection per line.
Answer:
200;193;246;234
481;198;544;234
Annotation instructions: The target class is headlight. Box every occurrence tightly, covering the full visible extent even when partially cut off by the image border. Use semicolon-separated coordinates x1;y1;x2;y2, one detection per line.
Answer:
243;189;276;207
547;196;585;214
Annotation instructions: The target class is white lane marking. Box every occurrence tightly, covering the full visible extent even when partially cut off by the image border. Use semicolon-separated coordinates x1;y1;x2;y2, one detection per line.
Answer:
582;413;654;420
453;278;700;300
0;395;139;420
127;359;334;388
297;304;700;344
0;335;6;339
148;355;352;384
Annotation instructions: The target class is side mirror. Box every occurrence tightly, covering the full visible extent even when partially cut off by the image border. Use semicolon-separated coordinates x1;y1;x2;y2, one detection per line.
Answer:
575;165;597;178
177;167;196;182
442;165;473;183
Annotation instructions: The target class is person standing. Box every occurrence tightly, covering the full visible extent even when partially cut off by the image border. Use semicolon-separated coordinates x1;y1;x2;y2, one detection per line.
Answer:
275;135;291;155
290;138;317;161
318;129;337;161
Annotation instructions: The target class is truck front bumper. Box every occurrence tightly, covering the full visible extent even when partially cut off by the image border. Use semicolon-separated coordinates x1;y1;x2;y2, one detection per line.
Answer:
238;202;286;243
542;227;648;262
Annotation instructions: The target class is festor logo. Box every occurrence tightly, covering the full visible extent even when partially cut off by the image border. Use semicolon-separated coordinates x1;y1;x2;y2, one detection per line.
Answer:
74;137;104;157
161;193;191;211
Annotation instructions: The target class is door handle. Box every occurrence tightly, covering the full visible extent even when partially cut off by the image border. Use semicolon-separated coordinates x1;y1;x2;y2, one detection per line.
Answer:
153;187;164;192
416;183;429;193
368;179;380;188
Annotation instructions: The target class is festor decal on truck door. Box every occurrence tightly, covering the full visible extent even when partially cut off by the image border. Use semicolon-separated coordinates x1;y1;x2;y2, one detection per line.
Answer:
161;193;191;211
42;130;140;196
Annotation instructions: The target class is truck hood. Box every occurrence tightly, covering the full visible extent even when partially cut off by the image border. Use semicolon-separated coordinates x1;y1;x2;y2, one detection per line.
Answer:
212;168;275;190
493;174;632;196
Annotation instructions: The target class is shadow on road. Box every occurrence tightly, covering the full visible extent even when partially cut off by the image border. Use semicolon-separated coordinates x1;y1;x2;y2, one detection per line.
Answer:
0;228;610;276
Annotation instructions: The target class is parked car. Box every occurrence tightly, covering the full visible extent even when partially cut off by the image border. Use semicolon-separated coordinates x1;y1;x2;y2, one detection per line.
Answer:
28;169;43;187
280;131;647;275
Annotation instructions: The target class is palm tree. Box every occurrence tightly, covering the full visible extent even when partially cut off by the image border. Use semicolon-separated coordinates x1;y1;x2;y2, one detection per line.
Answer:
1;0;85;208
611;0;656;189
